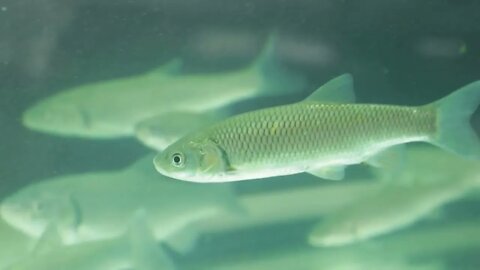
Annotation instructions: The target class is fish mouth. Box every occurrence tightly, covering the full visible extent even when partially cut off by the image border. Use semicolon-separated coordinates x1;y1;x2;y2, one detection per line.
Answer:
152;155;177;179
21;109;66;136
152;155;202;183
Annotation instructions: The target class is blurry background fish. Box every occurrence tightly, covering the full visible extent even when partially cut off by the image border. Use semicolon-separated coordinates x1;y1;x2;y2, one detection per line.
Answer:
1;0;480;269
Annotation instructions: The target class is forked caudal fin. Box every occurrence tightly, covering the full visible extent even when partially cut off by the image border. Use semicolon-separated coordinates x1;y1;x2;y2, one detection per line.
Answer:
429;80;480;159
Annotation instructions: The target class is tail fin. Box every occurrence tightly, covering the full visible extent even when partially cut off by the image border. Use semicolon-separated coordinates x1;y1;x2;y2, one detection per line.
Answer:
251;32;306;96
430;80;480;159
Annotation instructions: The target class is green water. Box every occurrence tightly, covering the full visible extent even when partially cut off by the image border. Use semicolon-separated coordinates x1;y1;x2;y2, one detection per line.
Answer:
1;1;480;269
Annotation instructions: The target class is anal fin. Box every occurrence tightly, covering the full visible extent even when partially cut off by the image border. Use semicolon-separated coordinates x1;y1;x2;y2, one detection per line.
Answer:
31;223;63;255
307;165;346;181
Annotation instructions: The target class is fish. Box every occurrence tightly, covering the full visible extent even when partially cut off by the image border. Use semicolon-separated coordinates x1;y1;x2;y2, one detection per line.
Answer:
308;146;480;247
0;155;241;253
153;74;480;182
204;250;443;270
195;220;480;270
135;110;228;151
195;230;445;270
0;218;34;269
5;210;175;270
22;36;305;138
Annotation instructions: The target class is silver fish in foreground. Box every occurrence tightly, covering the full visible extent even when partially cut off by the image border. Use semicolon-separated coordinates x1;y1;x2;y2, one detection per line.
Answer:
154;74;480;182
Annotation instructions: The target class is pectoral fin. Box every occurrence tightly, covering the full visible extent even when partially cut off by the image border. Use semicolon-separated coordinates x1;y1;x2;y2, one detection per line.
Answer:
307;165;346;180
68;194;82;232
31;223;63;255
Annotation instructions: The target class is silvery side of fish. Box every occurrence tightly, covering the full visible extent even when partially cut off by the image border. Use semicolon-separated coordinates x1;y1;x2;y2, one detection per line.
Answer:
308;146;480;247
5;210;175;270
21;36;305;139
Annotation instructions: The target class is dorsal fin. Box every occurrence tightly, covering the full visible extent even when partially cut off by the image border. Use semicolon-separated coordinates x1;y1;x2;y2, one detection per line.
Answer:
147;58;183;76
304;74;355;103
253;32;307;96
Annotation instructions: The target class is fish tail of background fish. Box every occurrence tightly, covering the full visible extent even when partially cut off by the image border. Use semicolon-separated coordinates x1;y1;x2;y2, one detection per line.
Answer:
428;80;480;159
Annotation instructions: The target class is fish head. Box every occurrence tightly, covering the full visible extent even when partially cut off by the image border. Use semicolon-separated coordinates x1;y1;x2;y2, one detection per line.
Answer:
308;220;359;247
0;185;77;238
154;135;228;182
22;97;91;137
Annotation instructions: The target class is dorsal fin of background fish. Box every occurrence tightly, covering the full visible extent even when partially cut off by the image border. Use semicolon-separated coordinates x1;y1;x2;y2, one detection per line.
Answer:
250;32;307;96
145;33;306;97
147;58;184;77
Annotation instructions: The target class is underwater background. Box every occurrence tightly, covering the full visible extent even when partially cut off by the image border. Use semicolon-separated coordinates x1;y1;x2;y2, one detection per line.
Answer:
1;0;480;269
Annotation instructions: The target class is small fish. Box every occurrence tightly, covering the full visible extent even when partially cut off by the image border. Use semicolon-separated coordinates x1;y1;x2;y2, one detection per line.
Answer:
6;210;175;270
22;36;305;138
308;146;480;247
200;225;446;270
154;74;480;182
0;155;241;253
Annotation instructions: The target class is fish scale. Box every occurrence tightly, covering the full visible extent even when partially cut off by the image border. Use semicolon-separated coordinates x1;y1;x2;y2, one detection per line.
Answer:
208;102;436;169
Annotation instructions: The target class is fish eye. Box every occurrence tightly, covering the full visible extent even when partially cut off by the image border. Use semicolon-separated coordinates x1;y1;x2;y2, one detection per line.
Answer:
171;153;185;167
